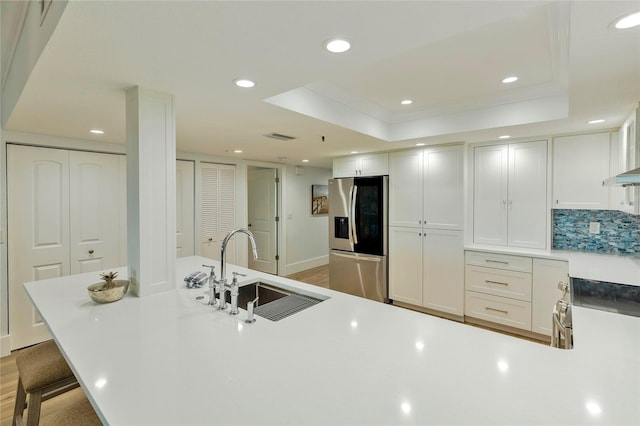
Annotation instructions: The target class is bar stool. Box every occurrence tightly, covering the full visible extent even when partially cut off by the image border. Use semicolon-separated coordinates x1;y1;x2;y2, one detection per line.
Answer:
41;396;102;426
13;340;80;426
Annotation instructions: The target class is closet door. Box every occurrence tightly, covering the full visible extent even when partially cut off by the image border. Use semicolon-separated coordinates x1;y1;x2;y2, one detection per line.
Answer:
8;145;125;350
8;145;70;349
176;160;195;257
69;151;123;274
200;163;236;261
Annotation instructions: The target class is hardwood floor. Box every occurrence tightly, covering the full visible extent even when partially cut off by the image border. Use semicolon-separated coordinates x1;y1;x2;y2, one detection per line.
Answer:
0;348;88;426
285;264;329;288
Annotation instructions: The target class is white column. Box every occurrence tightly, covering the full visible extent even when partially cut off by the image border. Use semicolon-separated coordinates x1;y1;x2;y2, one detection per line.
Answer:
126;87;176;296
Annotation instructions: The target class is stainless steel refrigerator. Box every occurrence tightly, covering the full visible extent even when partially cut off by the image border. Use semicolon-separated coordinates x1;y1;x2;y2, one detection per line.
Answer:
328;176;388;302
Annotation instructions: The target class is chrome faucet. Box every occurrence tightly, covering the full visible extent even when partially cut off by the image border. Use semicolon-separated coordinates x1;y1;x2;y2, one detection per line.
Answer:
202;264;217;306
216;228;259;311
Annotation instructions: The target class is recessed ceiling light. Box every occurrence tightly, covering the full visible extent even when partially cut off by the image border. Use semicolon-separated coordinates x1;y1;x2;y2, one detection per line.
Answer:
350;151;359;154
613;10;640;29
588;119;605;124
302;159;309;163
89;129;104;134
416;143;425;146
234;150;243;153
502;76;518;84
499;135;511;139
401;99;413;105
234;79;255;88
325;39;351;53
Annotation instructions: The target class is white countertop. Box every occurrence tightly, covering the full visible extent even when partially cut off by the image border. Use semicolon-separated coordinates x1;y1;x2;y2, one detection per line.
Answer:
465;245;640;286
25;256;640;425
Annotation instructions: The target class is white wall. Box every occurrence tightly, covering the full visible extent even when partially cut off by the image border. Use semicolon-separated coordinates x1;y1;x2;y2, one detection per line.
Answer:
283;165;331;274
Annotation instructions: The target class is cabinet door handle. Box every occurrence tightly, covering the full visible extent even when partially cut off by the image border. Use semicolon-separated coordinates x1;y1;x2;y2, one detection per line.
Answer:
486;260;509;265
88;249;94;255
485;280;508;286
208;237;213;242
485;307;509;315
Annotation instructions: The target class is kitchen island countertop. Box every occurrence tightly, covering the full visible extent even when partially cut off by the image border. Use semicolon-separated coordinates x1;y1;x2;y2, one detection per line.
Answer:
25;256;639;425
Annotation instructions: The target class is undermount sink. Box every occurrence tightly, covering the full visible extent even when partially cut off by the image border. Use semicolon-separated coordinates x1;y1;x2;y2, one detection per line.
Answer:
223;279;328;321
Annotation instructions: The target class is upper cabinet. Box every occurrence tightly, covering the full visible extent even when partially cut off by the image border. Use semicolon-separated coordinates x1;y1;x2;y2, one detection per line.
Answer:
473;140;548;249
333;152;389;177
552;132;611;210
389;145;463;230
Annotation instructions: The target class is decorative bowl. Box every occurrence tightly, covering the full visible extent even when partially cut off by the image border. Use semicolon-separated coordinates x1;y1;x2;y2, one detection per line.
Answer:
87;280;129;303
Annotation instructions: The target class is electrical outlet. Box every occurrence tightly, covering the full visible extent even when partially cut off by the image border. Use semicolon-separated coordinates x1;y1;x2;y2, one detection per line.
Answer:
589;222;600;234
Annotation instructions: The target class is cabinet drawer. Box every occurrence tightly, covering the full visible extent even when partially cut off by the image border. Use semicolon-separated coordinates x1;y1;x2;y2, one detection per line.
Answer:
465;251;532;273
465;291;532;331
465;265;532;302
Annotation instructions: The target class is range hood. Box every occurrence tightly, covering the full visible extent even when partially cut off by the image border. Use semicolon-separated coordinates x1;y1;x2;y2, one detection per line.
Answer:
604;167;640;187
616;167;640;186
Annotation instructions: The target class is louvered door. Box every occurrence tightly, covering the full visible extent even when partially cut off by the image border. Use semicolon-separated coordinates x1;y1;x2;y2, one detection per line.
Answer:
200;162;236;261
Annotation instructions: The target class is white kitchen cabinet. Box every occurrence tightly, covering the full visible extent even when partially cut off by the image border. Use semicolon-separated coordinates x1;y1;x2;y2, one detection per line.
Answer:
552;132;611;210
531;258;568;336
389;145;463;230
389;150;422;228
388;227;423;306
465;250;568;338
473;140;547;249
423;146;464;230
199;162;236;261
333;152;388;177
465;250;533;332
465;291;532;331
422;229;464;316
389;227;464;317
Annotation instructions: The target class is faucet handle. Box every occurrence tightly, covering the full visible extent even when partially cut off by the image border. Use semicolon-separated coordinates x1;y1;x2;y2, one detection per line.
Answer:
245;297;259;323
231;272;246;284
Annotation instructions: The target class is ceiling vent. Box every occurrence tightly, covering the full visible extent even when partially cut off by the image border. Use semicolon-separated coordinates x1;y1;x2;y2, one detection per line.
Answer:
264;132;296;141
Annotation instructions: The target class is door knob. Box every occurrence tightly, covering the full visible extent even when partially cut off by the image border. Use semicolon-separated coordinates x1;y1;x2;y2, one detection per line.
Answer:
88;249;94;255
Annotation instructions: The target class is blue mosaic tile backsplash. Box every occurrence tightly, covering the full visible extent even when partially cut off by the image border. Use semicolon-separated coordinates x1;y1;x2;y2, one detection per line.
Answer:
553;209;640;254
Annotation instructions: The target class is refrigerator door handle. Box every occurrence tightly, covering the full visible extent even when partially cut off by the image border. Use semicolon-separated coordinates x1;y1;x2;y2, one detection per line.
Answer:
351;185;358;244
330;252;382;262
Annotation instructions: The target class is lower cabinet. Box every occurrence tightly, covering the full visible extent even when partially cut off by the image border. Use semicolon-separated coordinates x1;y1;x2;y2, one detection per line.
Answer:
464;250;568;337
389;227;464;317
532;258;570;335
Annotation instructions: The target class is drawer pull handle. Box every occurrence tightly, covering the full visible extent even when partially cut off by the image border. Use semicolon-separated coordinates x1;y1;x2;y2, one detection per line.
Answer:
485;280;508;286
486;260;509;265
485;307;509;315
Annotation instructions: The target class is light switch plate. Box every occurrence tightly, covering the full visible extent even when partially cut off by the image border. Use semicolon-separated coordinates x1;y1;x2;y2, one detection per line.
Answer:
589;222;601;234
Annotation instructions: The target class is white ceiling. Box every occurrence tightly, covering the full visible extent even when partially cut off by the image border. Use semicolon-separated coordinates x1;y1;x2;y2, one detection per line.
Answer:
5;0;640;168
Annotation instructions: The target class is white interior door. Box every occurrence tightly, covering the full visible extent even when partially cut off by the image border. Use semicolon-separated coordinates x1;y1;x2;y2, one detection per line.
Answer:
247;167;278;274
8;145;70;349
8;145;125;350
176;160;195;257
69;151;123;274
